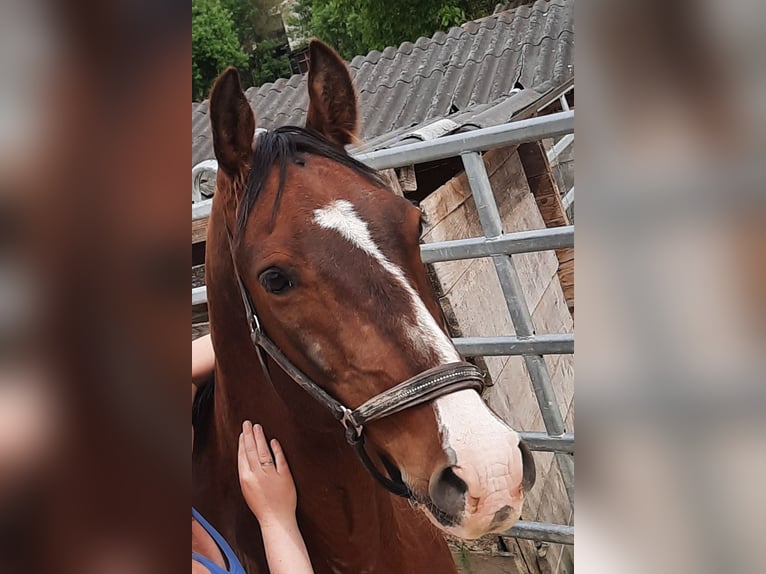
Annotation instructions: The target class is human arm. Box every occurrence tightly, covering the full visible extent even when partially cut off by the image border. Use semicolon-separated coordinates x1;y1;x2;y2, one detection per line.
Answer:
192;334;215;387
237;421;314;574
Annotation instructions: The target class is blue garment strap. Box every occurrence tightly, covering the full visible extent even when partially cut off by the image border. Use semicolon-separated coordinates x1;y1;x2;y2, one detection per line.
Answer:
192;508;247;574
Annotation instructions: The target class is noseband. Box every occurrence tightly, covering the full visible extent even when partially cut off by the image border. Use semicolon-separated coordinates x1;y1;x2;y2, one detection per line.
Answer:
226;230;488;498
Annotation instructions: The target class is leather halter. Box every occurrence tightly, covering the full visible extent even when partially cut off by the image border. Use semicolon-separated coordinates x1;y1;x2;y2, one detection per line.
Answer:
226;229;487;498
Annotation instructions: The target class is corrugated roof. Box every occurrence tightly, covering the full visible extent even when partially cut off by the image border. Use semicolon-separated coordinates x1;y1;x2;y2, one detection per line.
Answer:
192;0;573;167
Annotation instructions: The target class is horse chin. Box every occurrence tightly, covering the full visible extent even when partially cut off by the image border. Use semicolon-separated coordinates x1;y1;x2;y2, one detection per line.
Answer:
410;495;465;536
420;509;483;541
413;495;522;541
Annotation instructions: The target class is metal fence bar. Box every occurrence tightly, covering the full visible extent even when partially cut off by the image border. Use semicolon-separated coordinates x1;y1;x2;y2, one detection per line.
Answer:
193;198;213;221
421;226;573;263
546;133;574;163
504;521;573;545
562;186;574;211
454;334;573;356
191;112;574;222
194;227;574;305
461;151;574;507
519;432;574;454
192;286;207;306
356;111;574;170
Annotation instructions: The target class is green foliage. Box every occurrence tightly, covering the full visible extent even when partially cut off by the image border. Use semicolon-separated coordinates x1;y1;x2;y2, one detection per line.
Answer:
192;0;248;100
221;0;284;46
252;38;294;86
290;0;497;60
458;544;473;573
192;0;499;98
222;0;295;88
307;0;368;58
193;0;295;98
436;5;467;29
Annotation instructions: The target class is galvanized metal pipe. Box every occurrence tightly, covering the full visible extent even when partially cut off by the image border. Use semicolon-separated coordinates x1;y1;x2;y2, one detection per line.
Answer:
420;226;573;263
453;334;573;356
518;432;574;454
191;112;574;220
355;111;574;170
461;151;574;507
194;226;574;305
194;207;573;256
192;286;207;306
504;520;574;545
546;133;574;163
562;186;574;211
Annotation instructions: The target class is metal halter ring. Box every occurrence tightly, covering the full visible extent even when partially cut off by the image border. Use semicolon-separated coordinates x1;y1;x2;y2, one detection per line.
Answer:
340;407;364;445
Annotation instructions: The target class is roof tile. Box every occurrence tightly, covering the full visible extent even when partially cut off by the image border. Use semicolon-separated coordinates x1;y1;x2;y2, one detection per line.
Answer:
192;0;573;167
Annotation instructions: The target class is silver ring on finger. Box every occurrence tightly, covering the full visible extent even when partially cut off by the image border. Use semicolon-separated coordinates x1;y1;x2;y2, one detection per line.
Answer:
260;460;274;467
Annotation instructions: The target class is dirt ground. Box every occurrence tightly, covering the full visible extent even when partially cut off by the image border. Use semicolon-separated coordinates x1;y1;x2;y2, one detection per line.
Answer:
452;550;516;574
449;537;516;573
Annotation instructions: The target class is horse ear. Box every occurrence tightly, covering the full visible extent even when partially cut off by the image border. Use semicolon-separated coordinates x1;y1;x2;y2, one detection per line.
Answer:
305;40;358;147
209;67;255;176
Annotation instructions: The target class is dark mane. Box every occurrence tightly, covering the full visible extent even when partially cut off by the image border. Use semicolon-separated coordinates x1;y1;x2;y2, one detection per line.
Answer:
192;377;215;453
237;126;384;231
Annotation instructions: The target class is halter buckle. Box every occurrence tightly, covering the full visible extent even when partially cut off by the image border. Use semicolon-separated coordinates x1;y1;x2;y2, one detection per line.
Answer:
340;407;363;445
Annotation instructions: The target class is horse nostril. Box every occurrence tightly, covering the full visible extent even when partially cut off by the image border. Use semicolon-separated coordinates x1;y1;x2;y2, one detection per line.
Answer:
519;439;536;491
429;466;468;518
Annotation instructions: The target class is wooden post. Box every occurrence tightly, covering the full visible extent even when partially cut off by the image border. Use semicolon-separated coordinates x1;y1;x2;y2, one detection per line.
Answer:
518;142;574;316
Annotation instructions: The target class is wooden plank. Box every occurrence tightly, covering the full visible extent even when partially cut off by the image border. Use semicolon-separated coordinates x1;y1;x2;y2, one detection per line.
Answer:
192;303;208;326
423;184;558;339
422;149;556;307
517;141;575;316
397;165;418;193
193;216;208;244
378;168;405;197
557;250;574;318
531;278;574;403
453;550;530;574
192;264;206;289
192;322;210;340
420;146;521;233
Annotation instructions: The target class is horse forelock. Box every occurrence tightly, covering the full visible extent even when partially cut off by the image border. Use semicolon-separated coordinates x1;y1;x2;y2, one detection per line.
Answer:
236;126;382;234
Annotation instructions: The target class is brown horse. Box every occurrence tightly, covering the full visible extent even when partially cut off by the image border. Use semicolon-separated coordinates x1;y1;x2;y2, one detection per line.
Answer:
193;40;535;574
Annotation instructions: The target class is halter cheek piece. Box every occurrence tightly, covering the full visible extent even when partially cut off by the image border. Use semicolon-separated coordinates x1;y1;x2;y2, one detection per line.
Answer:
227;230;488;498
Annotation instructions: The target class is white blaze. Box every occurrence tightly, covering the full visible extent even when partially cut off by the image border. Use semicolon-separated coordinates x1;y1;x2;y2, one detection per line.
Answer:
313;199;459;364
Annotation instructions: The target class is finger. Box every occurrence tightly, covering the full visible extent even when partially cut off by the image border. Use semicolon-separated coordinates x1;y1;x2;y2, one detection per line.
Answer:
253;424;275;469
242;421;259;468
271;439;291;476
237;432;251;476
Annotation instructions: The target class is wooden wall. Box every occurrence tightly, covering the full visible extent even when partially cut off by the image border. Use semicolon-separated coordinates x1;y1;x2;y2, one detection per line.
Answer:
421;146;574;574
518;141;574;317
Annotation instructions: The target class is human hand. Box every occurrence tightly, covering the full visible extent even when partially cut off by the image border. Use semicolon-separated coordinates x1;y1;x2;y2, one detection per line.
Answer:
237;421;298;529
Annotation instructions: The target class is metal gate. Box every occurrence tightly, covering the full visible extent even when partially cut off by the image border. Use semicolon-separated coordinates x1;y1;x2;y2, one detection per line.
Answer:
192;109;575;546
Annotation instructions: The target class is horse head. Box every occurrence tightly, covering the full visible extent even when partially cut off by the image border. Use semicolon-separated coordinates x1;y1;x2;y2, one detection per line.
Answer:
207;40;535;540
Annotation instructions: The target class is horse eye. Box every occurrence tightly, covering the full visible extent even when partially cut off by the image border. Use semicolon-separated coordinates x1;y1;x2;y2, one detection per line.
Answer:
259;268;294;294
